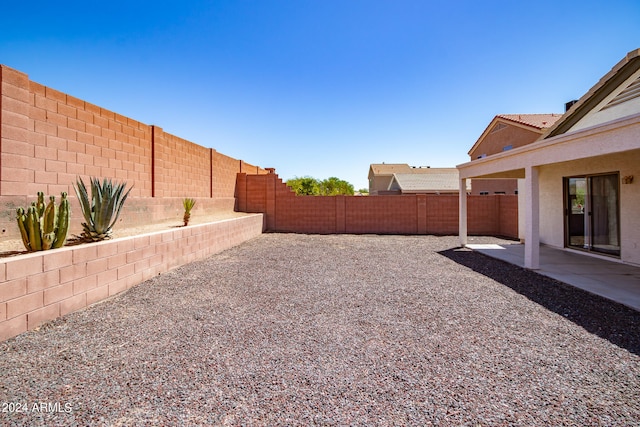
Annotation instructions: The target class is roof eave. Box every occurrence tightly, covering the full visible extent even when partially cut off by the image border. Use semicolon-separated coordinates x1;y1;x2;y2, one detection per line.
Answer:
543;48;640;139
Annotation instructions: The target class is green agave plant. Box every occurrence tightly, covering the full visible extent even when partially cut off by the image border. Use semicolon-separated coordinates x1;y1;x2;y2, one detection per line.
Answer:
74;177;132;241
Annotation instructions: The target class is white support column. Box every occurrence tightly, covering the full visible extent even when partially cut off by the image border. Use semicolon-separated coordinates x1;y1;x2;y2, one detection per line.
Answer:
459;177;468;247
524;166;540;269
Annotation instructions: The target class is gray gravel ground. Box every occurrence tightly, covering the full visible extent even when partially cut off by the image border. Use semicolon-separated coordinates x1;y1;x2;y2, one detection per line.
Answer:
1;234;639;426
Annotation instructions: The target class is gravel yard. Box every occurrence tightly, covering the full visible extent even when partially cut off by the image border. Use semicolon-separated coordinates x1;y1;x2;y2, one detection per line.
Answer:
1;233;639;426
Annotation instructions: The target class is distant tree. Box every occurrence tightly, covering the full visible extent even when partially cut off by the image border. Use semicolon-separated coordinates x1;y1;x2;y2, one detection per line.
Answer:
319;177;354;196
286;176;354;196
286;177;320;195
357;188;369;195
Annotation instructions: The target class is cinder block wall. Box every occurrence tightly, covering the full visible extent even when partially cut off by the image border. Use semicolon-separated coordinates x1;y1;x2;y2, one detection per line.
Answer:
237;172;519;238
0;65;271;342
0;64;267;240
0;214;264;342
153;128;211;198
1;67;154;197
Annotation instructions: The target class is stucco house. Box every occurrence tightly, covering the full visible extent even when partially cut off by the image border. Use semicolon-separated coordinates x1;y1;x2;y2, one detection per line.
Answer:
387;168;471;194
368;163;456;195
468;114;562;195
458;48;640;269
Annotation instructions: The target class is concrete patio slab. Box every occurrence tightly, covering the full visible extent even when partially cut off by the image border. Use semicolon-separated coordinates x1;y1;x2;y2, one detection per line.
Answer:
467;243;640;312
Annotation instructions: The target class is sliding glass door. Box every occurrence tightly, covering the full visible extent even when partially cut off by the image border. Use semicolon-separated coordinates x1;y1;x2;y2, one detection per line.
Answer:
564;173;620;257
566;177;587;249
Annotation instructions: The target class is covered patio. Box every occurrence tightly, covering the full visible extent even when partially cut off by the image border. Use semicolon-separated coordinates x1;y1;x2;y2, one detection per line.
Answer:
460;49;640;262
458;48;640;312
466;241;640;311
458;113;640;270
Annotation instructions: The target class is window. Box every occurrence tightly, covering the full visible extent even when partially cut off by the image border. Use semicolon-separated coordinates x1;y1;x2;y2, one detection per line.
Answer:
503;145;513;151
564;173;620;257
479;191;489;195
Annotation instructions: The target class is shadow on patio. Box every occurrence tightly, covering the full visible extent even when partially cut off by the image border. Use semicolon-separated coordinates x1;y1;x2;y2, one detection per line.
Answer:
439;247;640;356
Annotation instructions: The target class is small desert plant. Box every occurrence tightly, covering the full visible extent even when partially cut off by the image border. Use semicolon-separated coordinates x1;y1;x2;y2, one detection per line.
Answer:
183;198;196;226
16;192;70;251
74;177;132;241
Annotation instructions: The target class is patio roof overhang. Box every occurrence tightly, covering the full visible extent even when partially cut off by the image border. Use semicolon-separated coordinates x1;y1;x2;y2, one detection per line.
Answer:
457;112;640;180
457;112;640;270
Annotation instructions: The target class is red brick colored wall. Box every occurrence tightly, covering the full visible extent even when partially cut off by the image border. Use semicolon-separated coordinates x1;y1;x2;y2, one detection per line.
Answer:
0;64;266;239
238;172;519;238
277;193;338;233
0;214;264;342
241;161;265;175
213;151;243;198
345;196;419;234
0;64;265;199
497;195;518;238
425;195;460;234
1;66;153;197
153;127;211;198
467;195;499;235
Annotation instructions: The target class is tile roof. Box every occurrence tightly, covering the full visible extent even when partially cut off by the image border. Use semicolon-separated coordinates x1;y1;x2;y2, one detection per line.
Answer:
496;114;563;129
467;113;563;156
369;163;413;176
407;166;449;174
369;164;449;177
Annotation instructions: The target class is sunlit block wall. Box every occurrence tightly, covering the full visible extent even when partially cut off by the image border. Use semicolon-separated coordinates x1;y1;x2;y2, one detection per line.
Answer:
237;172;519;238
0;214;264;342
0;65;267;238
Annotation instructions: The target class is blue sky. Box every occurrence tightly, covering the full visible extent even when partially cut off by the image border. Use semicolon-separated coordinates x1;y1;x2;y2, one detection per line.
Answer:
2;1;640;190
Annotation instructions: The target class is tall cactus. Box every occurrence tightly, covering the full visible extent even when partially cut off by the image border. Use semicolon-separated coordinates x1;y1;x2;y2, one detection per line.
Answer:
53;194;70;248
16;192;70;252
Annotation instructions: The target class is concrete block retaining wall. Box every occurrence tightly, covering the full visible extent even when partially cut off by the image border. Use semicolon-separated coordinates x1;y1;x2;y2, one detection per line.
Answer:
0;214;264;342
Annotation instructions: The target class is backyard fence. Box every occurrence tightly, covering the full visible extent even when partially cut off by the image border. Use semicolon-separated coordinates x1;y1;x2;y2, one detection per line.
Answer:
236;172;518;238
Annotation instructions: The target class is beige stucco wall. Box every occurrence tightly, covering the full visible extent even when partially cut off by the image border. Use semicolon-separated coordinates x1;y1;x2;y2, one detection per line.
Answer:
470;178;518;195
517;179;525;240
538;150;640;265
369;176;394;194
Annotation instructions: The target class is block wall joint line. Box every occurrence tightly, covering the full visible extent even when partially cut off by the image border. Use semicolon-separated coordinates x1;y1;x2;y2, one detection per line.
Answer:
210;148;214;199
151;125;156;198
0;66;3;196
341;196;346;233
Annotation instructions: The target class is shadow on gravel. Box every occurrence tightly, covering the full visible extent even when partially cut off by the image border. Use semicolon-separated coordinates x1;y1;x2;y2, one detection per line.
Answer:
439;247;640;356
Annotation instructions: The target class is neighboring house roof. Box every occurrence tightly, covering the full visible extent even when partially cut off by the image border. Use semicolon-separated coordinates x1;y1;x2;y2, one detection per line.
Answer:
468;114;562;157
368;163;413;179
368;163;443;179
543;48;640;138
387;169;471;193
497;114;563;129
